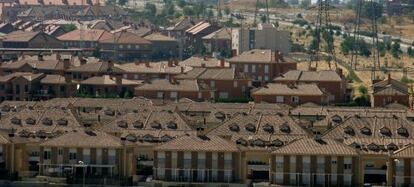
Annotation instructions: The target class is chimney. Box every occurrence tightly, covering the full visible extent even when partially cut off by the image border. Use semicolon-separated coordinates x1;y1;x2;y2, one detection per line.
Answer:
336;68;343;77
56;53;61;60
64;71;72;83
78;56;87;65
180;66;184;73
231;49;237;57
274;50;280;62
38;54;44;61
220;58;225;67
201;63;206;68
145;60;150;67
108;60;114;69
115;73;122;93
63;58;70;70
173;59;179;66
196;127;206;137
168;59;173;67
203;56;208;61
388;73;392;84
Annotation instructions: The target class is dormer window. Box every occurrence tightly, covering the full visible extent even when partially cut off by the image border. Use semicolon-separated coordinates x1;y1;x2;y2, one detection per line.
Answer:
263;124;274;133
18;129;30;138
11;117;21;125
236;138;248;146
229;123;240;132
117;120;128;128
166;121;177;129
142;134;155;142
160;135;173;142
133;121;144;129
125;134;137;142
379;127;392;137
151;121;161;129
387;143;398;151
36;130;47;138
42;118;53;126
280;123;291;133
245;123;256;132
367;143;380;152
350;142;361;149
360;127;372;135
344;126;355;136
270;139;284;147
25;117;36;125
104;109;115;116
57;118;68;126
253;139;265;147
214;111;226;120
331;115;342;123
397;127;409;137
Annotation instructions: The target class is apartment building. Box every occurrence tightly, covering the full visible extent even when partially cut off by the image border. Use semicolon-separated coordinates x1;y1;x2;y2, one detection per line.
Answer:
185;21;220;53
117;60;191;81
202;28;232;55
0;72;45;101
371;74;409;108
231;23;291;55
2;31;62;48
58;29;111;49
252;83;325;106
134;79;214;101
175;67;252;99
143;33;179;60
270;138;359;186
227;49;296;84
274;69;348;103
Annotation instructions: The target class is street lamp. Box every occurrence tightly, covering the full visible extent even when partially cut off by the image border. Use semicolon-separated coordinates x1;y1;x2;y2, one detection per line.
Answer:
78;160;86;187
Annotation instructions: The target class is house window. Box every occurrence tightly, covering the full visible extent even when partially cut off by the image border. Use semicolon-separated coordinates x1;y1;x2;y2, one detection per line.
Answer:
198;92;202;99
119;45;123;49
69;151;77;160
134;75;139;79
219;92;229;99
127;45;131;49
135;45;140;49
157;92;164;99
233;81;238;88
244;64;249;72
264;65;269;74
123;74;128;79
170;91;178;99
58;149;63;155
264;76;269;81
275;156;284;183
43;149;51;160
276;96;284;103
210;81;215;88
291;96;300;103
252;65;256;73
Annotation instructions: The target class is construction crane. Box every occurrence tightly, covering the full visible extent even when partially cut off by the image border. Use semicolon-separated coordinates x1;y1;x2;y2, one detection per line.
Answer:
309;0;337;70
253;0;270;26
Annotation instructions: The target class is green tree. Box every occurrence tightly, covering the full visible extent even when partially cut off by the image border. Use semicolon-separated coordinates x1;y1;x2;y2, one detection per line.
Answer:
183;5;194;16
361;1;383;20
176;0;186;8
224;7;230;15
145;3;157;17
118;0;127;6
300;0;310;9
260;15;267;23
408;47;414;57
391;41;402;58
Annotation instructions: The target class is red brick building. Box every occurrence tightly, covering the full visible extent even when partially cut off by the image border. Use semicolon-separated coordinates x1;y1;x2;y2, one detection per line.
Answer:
371;74;409;107
251;83;326;106
227;49;296;85
175;67;252;99
274;69;347;103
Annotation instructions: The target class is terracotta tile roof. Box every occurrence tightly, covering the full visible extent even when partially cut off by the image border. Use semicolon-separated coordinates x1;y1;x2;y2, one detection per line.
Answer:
185;21;212;35
275;70;343;82
373;77;408;95
58;29;109;41
392;144;414;158
120;129;196;146
344;138;414;155
117;61;191;74
99;30;151;44
228;49;274;64
40;130;123;148
231;134;303;151
0;133;9;144
179;56;226;68
68;61;123;73
135;79;207;92
272;138;358;156
3;31;40;42
155;134;239;152
80;75;142;86
209;113;307;136
40;74;73;84
175;67;240;80
72;97;152;112
202;28;232;40
252;83;324;96
323;116;414;139
144;33;176;42
0;72;44;83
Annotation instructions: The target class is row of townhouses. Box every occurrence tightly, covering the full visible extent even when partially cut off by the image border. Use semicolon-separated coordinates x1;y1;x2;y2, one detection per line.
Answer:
0;98;413;186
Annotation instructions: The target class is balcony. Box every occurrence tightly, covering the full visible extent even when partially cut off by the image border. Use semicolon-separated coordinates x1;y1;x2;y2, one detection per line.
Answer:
153;168;239;183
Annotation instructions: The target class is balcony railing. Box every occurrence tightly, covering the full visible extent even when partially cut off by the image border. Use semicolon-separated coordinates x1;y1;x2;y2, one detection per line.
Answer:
153;168;238;183
270;172;354;187
394;176;414;187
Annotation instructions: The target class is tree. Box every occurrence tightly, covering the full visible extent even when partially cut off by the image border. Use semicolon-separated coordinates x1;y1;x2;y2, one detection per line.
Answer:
118;0;127;6
183;5;194;16
207;9;214;18
340;36;370;56
300;0;310;9
145;3;157;17
106;0;115;5
176;0;186;8
408;47;414;57
391;41;402;58
361;1;383;20
260;15;267;23
224;7;230;15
